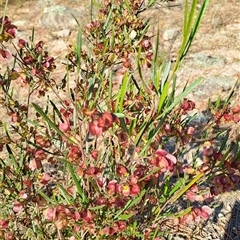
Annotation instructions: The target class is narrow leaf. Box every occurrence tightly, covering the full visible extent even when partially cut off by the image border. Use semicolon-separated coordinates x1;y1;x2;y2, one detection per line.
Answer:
57;184;73;204
114;189;146;220
32;103;77;145
117;212;135;220
169;173;204;204
157;77;203;120
67;162;87;204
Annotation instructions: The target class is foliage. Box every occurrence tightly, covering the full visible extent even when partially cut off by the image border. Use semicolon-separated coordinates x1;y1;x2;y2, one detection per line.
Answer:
0;0;239;239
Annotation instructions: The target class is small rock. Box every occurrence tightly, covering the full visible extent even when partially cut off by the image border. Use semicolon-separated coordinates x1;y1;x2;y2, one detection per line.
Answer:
48;39;68;55
12;20;28;28
172;235;186;240
41;5;84;30
187;110;213;127
195;157;203;167
215;76;239;91
52;29;71;38
193;53;227;67
163;28;180;41
218;212;225;219
165;137;177;153
192;76;237;98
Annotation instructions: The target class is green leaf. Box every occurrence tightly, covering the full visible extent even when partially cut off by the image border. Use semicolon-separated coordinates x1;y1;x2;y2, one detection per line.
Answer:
222;80;239;109
139;167;161;182
169;173;204;204
49;100;63;121
167;73;177;106
0;0;9;35
169;0;210;79
119;117;129;133
71;14;81;27
129;118;137;136
88;205;106;211
114;189;146;220
5;144;18;169
37;189;56;204
103;4;113;31
174;207;192;218
117;212;135;220
160;61;171;93
137;46;151;93
154;173;204;222
32;103;77;145
181;0;210;60
57;183;73;204
115;73;131;112
152;225;160;238
148;0;158;8
67;162;88;204
152;28;160;89
183;0;188;36
157;77;203;120
219;130;230;152
76;28;82;73
140;77;202;155
31;27;35;42
113;112;125;118
168;178;185;196
134;114;152;146
157;80;169;113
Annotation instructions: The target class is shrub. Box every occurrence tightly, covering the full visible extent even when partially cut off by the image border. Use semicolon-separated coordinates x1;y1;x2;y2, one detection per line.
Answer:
0;0;239;239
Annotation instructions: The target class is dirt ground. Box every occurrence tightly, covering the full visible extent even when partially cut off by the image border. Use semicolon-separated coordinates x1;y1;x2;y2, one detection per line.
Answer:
1;0;240;239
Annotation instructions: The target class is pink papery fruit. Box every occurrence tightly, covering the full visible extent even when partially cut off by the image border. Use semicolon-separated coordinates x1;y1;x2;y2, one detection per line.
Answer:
28;159;42;170
80;210;93;222
13;201;24;213
44;207;57;221
116;164;128;177
130;184;140;196
18;190;28;199
59;122;70;132
91;150;99;160
186;190;196;202
40;173;51;185
107;180;118;194
98;111;113;131
0;219;9;229
104;226;115;236
122;185;130;197
89;121;102;136
0;49;12;59
201;205;213;220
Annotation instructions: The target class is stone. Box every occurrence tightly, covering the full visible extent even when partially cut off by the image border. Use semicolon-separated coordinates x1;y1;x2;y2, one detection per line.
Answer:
192;53;227;67
40;5;84;30
163;28;180;41
192;76;238;98
52;29;71;38
48;39;68;55
12;20;28;28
